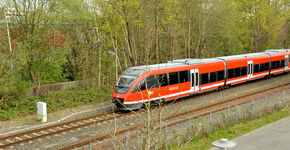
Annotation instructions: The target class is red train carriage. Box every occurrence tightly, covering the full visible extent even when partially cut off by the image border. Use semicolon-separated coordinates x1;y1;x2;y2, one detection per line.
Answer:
112;49;289;110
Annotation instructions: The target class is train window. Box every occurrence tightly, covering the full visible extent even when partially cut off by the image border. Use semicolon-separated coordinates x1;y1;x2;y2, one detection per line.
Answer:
271;61;276;69
145;75;158;89
241;67;247;76
210;72;217;83
234;68;241;77
217;70;224;81
281;60;285;67
169;72;179;85
254;64;259;73
156;74;168;87
260;63;265;72
289;55;290;62
272;61;279;69
201;73;209;85
228;69;235;79
265;63;269;70
133;76;158;92
179;71;189;83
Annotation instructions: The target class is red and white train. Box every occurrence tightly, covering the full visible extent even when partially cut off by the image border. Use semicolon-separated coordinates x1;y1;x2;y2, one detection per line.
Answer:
112;49;290;110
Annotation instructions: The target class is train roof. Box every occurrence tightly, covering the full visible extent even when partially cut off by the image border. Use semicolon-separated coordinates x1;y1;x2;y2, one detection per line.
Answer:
127;50;289;71
129;58;222;71
216;52;270;60
265;49;290;53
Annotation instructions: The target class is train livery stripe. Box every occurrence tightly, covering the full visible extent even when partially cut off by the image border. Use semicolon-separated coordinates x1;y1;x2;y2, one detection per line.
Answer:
227;77;248;84
124;90;192;104
123;68;286;105
271;69;284;74
125;76;250;104
200;82;224;90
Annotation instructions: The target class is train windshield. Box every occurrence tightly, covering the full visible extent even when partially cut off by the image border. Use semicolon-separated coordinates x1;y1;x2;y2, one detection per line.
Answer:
115;69;145;94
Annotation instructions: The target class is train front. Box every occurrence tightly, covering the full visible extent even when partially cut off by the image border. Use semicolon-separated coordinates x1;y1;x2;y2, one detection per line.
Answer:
112;68;146;110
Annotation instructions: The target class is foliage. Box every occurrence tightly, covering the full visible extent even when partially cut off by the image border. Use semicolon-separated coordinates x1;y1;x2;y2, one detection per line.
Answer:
0;86;112;121
0;0;288;120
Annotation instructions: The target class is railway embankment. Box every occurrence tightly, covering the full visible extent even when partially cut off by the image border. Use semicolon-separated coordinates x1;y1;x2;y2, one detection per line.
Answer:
0;73;288;150
0;73;289;134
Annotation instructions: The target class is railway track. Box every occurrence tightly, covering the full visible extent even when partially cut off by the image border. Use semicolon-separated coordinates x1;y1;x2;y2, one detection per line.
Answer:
0;112;134;149
0;75;288;149
59;83;290;150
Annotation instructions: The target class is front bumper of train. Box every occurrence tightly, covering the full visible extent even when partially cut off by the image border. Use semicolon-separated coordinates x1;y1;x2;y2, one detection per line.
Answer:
112;98;142;110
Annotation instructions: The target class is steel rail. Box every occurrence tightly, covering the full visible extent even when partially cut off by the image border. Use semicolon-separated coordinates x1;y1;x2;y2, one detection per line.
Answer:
0;112;134;149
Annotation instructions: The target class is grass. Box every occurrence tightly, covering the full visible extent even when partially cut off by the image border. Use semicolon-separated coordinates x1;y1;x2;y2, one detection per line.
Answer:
0;85;113;121
174;107;290;150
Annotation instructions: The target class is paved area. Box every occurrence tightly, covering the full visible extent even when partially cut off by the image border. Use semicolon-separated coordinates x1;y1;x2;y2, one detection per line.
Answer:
209;115;290;150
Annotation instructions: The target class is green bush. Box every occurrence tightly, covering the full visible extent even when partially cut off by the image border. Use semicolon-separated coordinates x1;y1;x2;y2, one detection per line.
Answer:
0;85;113;121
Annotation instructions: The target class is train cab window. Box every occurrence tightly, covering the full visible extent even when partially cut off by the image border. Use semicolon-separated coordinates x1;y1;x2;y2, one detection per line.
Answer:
260;63;265;72
234;68;241;77
210;72;217;83
217;70;224;81
200;73;209;85
228;69;235;79
179;71;189;83
169;72;179;85
115;75;137;94
241;67;247;76
254;64;259;73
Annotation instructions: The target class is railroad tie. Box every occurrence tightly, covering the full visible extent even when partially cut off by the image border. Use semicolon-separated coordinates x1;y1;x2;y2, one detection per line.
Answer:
5;139;13;143
41;131;48;134
49;129;56;132
15;137;22;141
57;127;64;130
24;135;32;138
32;133;40;136
89;119;97;122
70;123;78;127
63;125;70;128
0;142;4;145
83;120;90;123
77;121;85;125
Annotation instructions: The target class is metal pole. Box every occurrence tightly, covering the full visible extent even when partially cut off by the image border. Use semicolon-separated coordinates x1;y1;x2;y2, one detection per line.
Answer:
137;130;140;149
251;100;254;119
235;104;239;123
209;111;212;133
165;124;168;150
125;133;129;150
188;118;191;138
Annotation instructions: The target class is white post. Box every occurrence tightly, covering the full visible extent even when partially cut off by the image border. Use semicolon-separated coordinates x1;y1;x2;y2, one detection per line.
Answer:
37;102;47;122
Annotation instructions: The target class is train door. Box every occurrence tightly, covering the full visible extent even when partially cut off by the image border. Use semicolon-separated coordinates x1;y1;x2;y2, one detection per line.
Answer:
247;61;253;79
190;69;199;92
285;55;289;70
